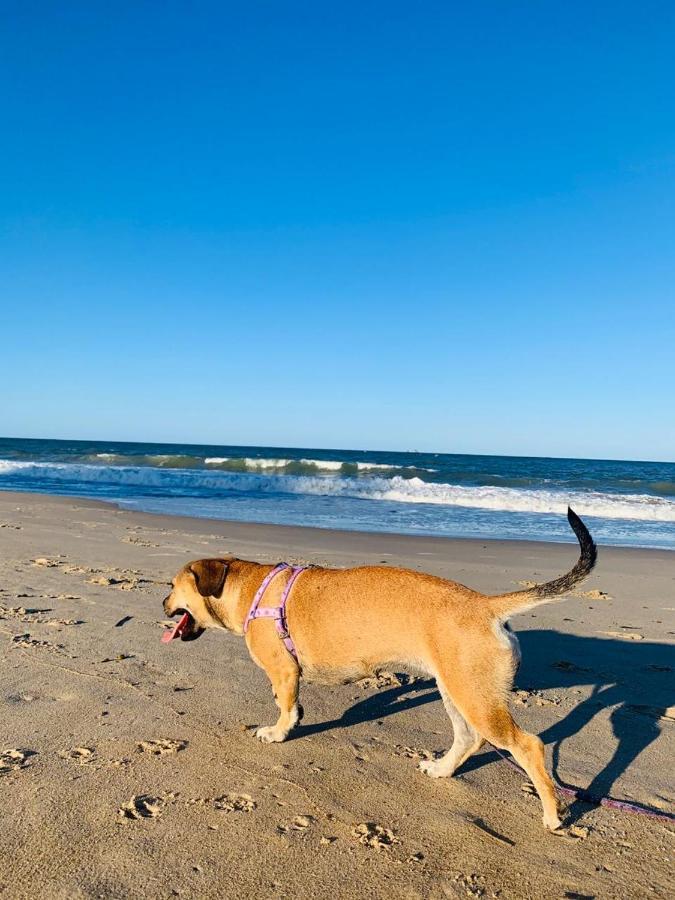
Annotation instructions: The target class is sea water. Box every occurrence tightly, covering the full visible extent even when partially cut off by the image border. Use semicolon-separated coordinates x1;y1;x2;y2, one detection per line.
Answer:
0;437;673;548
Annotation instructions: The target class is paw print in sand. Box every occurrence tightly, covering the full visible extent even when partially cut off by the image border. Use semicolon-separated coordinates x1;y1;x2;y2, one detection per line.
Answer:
0;748;35;775
118;794;175;820
137;739;188;756
59;747;95;764
352;822;399;850
214;793;257;813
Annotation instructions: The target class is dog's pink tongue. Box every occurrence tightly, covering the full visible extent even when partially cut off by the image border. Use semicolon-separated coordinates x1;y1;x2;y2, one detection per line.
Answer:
161;612;190;644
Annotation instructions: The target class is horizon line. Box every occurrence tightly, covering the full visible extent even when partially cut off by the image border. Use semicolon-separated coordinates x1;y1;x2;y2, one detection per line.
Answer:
0;434;672;467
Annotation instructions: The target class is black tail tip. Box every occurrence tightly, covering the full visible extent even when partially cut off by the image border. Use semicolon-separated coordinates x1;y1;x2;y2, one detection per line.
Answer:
567;506;586;528
567;506;598;563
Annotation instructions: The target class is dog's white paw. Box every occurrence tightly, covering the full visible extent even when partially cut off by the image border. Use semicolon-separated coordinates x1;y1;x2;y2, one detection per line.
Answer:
418;758;447;779
544;814;564;833
254;725;287;743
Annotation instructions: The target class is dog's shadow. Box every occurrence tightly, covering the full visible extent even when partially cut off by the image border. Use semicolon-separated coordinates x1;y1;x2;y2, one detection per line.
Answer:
295;629;674;821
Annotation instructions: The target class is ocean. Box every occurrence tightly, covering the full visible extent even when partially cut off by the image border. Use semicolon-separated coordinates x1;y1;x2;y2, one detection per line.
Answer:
0;437;673;549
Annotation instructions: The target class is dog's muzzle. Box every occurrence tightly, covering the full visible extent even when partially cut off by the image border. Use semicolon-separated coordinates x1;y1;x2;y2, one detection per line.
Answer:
166;607;205;642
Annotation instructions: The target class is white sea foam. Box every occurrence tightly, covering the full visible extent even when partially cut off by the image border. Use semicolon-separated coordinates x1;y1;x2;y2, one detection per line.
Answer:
302;459;344;470
1;459;674;522
91;453;435;474
205;456;294;469
203;456;419;473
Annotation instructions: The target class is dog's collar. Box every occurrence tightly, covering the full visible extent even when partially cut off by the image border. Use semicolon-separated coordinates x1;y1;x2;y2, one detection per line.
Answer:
243;563;308;663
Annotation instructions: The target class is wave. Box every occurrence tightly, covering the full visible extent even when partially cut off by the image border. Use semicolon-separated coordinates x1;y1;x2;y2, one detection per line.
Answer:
1;459;674;522
203;456;432;475
85;453;436;477
89;453;201;468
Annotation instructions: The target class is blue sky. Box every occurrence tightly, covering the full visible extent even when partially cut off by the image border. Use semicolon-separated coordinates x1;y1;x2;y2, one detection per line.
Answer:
2;2;674;460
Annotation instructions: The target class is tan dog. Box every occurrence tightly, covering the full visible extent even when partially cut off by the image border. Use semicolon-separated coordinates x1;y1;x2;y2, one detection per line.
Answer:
163;508;596;830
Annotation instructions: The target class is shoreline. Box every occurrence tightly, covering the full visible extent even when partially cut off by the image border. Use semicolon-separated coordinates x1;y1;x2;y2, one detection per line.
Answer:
2;488;673;561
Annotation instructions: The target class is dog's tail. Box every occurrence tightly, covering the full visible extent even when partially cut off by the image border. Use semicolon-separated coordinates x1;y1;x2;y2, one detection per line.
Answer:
488;507;597;619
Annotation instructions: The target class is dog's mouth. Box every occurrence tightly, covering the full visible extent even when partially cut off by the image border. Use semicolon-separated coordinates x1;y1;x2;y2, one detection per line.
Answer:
161;609;205;643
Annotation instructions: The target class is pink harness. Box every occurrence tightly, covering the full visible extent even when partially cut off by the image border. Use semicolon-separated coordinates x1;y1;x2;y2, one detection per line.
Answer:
243;563;307;663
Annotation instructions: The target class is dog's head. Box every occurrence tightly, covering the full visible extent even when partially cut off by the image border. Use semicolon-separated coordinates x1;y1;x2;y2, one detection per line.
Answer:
163;558;230;641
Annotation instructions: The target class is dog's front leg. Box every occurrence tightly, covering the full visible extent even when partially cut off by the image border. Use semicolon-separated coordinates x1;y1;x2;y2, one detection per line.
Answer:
254;654;302;744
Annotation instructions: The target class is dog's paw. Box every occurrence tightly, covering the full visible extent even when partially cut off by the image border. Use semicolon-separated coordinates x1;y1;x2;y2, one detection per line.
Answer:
254;725;287;743
543;810;566;832
418;758;447;779
543;798;568;833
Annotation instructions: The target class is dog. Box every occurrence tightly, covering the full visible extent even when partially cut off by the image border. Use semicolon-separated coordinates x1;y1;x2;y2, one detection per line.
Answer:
163;507;596;830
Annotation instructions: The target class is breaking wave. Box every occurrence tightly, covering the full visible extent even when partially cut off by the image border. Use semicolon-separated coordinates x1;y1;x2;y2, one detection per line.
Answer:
1;459;673;522
87;453;435;477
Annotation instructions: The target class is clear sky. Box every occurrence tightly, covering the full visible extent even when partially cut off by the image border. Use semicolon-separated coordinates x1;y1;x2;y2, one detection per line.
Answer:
2;2;674;460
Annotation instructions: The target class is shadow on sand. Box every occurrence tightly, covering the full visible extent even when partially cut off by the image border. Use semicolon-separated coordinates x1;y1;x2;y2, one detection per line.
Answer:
295;629;674;822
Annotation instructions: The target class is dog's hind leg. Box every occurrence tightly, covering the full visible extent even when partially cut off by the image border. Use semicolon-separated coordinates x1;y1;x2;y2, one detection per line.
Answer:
424;634;562;830
462;701;562;831
419;689;483;778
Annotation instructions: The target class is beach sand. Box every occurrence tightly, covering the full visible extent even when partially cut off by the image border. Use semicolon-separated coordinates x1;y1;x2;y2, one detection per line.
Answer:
0;491;673;899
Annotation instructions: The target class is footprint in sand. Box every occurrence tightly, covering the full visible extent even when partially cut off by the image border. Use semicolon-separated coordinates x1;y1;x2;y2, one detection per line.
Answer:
349;742;370;762
10;633;67;653
1;606;82;630
291;815;314;829
277;814;315;834
88;569;153;591
351;823;399;850
137;739;188;756
450;873;491;896
513;688;561;707
122;536;161;548
59;747;95;764
88;575;138;590
0;748;36;775
393;744;433;761
118;793;174;820
0;605;50;622
213;793;257;813
33;557;62;568
32;558;89;577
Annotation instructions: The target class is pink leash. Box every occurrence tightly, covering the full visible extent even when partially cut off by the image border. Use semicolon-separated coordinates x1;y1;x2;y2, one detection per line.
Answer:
490;744;675;823
243;563;307;663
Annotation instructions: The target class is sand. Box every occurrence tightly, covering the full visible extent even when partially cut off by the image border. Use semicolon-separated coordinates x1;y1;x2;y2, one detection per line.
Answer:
0;490;673;899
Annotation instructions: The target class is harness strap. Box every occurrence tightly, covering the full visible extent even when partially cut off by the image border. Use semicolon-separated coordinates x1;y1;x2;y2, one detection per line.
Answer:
243;563;307;663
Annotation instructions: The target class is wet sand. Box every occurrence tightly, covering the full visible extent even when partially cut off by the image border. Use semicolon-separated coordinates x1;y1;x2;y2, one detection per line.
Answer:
1;491;673;899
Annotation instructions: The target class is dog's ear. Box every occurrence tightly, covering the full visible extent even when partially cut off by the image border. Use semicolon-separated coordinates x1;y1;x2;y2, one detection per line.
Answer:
189;559;228;598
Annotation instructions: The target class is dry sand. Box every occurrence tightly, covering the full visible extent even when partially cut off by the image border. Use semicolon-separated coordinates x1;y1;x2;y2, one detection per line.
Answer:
0;491;673;899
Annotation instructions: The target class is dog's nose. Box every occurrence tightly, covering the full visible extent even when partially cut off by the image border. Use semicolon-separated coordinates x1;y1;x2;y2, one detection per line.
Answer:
163;595;172;614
